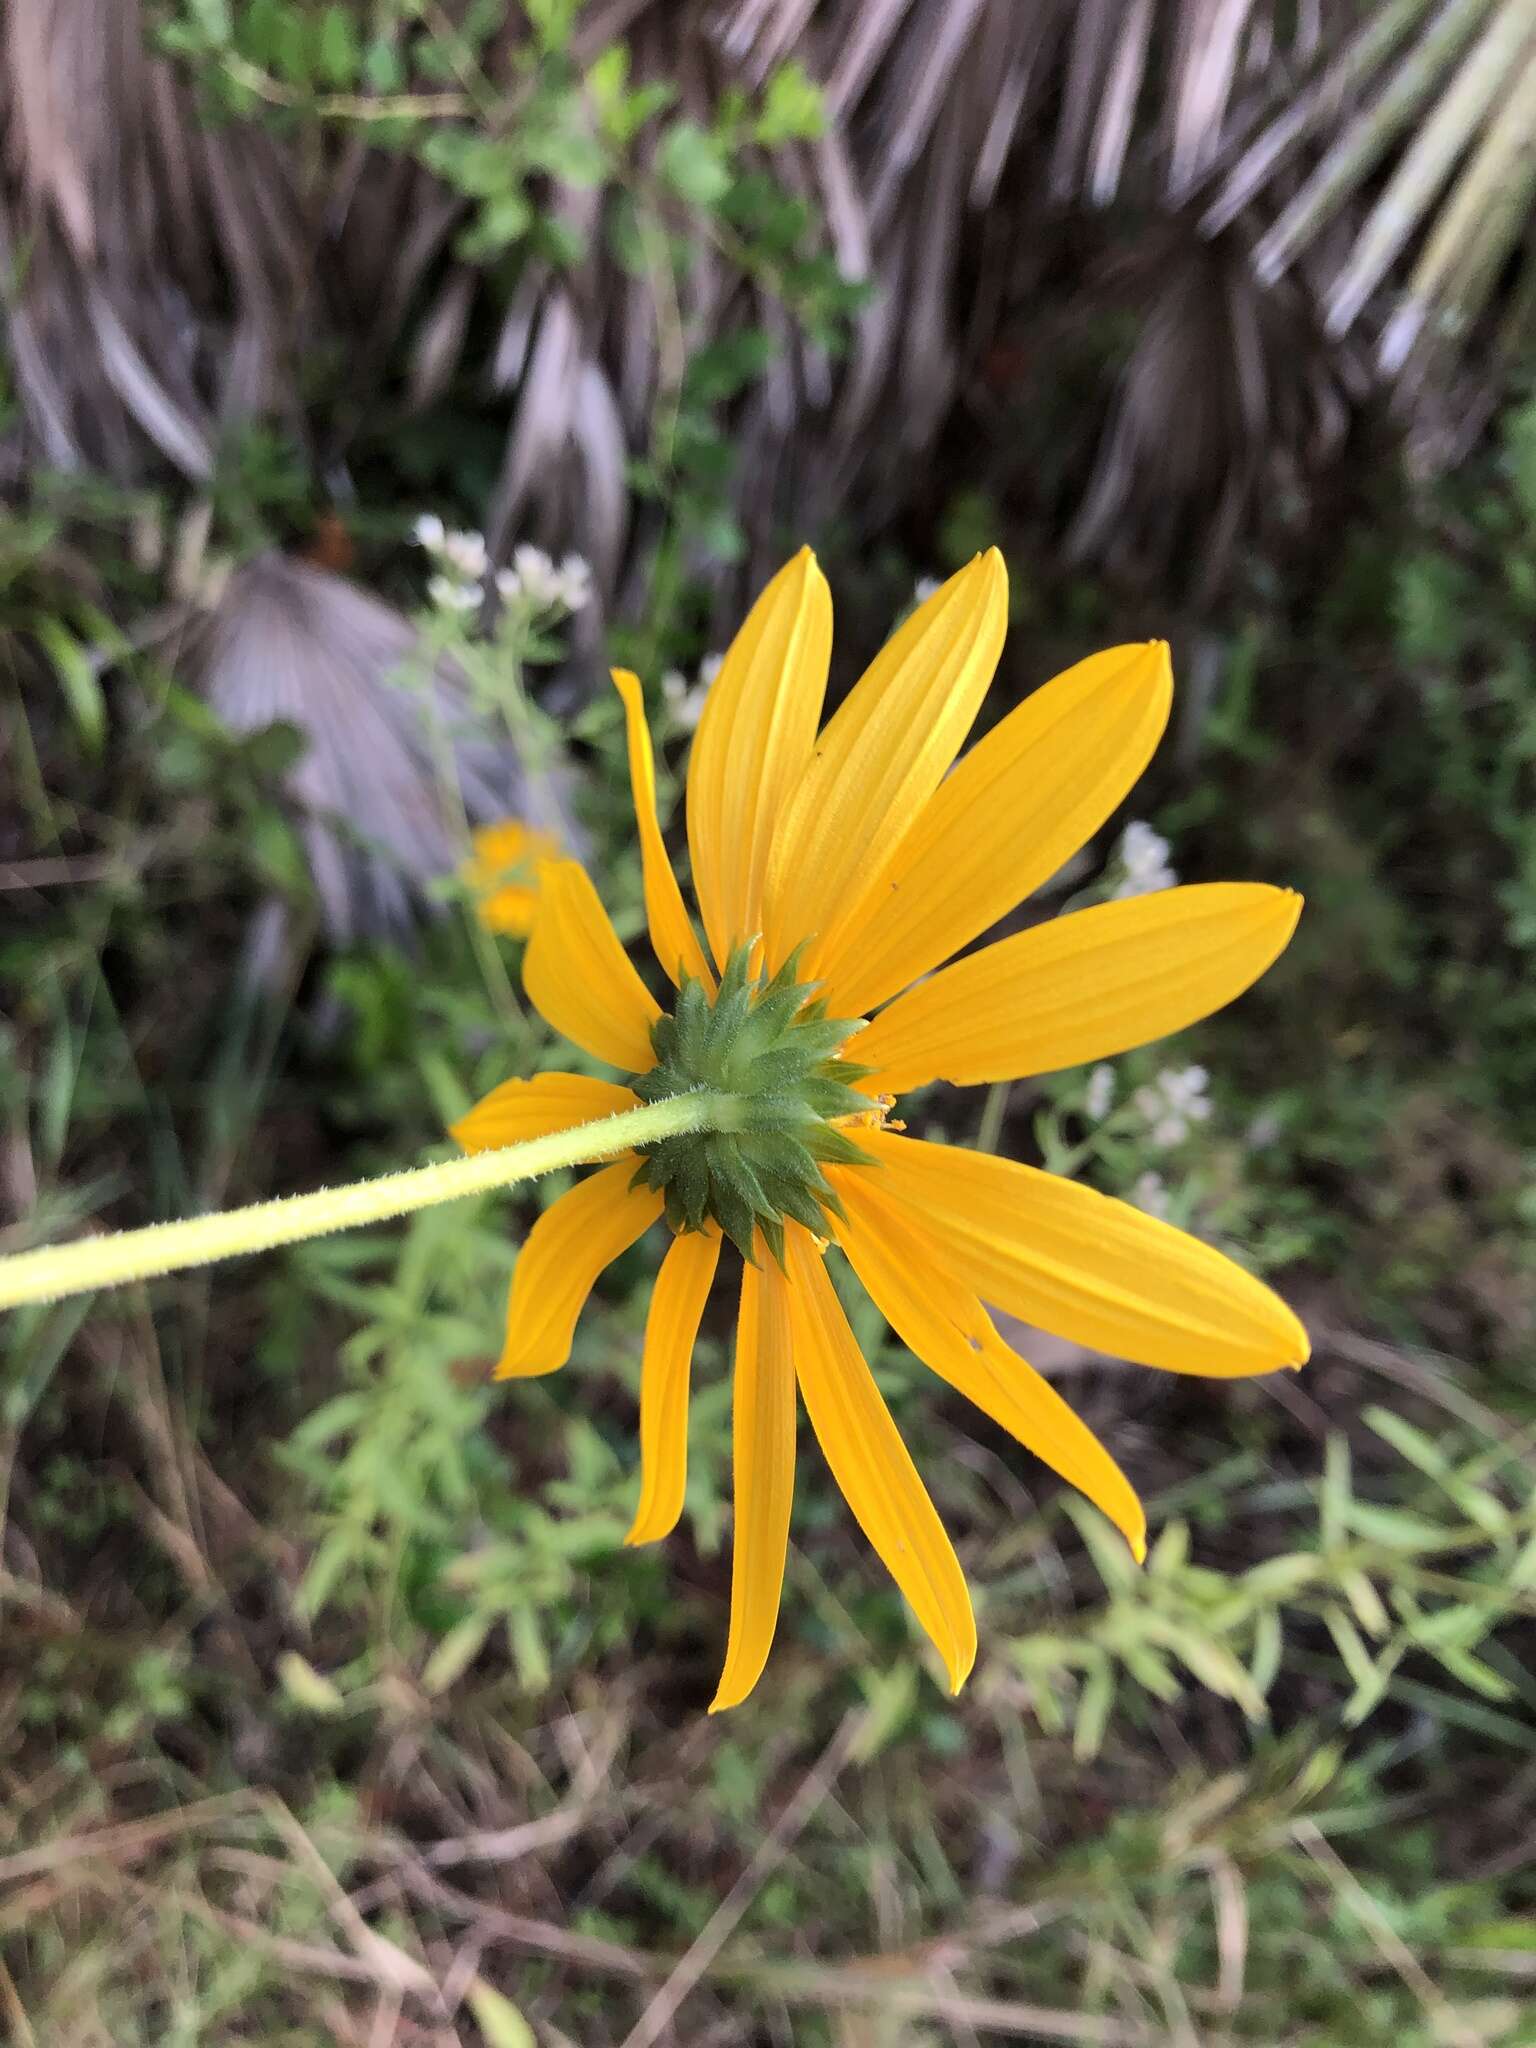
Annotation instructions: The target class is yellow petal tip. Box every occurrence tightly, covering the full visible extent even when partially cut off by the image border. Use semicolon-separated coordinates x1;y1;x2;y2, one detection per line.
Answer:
1279;1306;1311;1370
493;1349;561;1380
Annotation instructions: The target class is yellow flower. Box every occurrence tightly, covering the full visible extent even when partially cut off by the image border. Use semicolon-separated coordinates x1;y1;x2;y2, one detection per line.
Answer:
461;819;561;936
453;551;1308;1710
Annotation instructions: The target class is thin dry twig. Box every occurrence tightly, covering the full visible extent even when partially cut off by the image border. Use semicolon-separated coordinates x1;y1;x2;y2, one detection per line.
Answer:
619;1706;868;2048
733;1962;1158;2044
420;1806;596;1871
0;1952;37;2048
1294;1821;1481;2048
257;1793;438;1999
0;1790;262;1888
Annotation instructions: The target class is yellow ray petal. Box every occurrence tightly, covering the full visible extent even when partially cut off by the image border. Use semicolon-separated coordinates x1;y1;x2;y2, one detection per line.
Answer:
862;1129;1309;1378
451;1072;640;1156
523;859;661;1072
611;669;714;989
783;1226;977;1693
711;1247;797;1712
496;1162;662;1379
857;884;1302;1092
829;1168;1145;1561
762;552;1008;974
815;643;1172;1017
626;1227;721;1546
686;550;831;968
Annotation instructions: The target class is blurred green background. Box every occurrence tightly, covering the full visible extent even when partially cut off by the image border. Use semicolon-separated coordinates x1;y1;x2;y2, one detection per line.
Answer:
3;4;1536;2043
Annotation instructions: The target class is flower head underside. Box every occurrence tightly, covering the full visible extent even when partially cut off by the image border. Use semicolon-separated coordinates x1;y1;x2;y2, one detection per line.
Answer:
454;549;1309;1709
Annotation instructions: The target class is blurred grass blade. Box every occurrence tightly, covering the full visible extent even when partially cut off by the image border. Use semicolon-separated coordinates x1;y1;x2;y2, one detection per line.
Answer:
33;616;106;756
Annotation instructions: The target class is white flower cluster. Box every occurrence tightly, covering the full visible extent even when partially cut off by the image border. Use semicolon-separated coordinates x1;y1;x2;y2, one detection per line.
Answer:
1112;819;1177;898
1084;1064;1116;1122
912;574;942;605
499;542;592;615
412;520;592;619
1133;1065;1212;1150
661;651;724;732
1132;1170;1171;1218
413;514;488;612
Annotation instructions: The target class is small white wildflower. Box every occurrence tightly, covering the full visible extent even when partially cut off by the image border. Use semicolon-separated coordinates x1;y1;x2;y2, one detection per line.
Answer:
494;566;522;603
1112;819;1177;899
698;652;725;688
1084;1065;1115;1121
1132;1170;1171;1218
428;573;482;613
1133;1066;1213;1150
1246;1109;1282;1150
412;512;446;550
441;528;488;581
913;574;942;604
511;543;562;608
663;664;709;731
554;552;592;613
1161;1064;1212;1120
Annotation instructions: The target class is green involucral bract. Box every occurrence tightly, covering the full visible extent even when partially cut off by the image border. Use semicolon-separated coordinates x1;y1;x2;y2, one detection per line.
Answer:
629;945;874;1263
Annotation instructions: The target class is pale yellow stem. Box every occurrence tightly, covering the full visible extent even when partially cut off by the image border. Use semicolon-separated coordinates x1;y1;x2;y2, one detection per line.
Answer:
0;1092;731;1312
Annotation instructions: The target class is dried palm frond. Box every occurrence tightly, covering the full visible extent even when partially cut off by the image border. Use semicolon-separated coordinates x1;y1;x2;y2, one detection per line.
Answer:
5;0;1536;626
1061;236;1357;600
177;551;563;946
0;0;314;481
1203;0;1536;449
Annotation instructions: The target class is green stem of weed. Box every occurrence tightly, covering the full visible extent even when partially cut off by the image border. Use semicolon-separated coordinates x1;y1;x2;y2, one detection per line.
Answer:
0;1092;736;1311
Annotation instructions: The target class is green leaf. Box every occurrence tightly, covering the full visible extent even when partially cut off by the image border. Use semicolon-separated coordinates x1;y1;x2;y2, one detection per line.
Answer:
522;0;578;54
422;1614;494;1695
755;60;826;145
683;331;778;405
34;617;106;756
525;112;608;188
586;42;628;109
465;1978;536;2048
1249;1606;1283;1695
1364;1404;1450;1477
186;0;233;45
658;121;732;206
1320;1432;1352;1549
317;5;359;88
459;190;534;258
1073;1658;1116;1760
276;1652;346;1716
362;36;403;93
424;131;517;199
1063;1495;1138;1592
1325;1603;1387;1721
237;0;284;65
851;1662;918;1760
